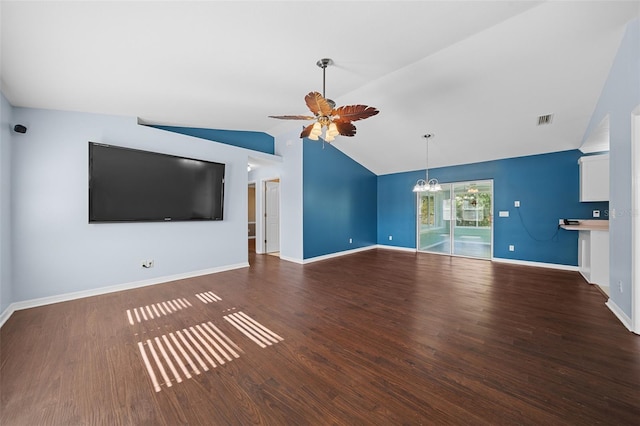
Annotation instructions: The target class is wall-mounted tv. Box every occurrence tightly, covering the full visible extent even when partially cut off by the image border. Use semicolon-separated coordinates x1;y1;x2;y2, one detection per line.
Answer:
89;142;225;223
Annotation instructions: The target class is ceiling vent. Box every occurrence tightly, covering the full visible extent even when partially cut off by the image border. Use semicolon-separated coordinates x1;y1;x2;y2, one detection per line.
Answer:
537;114;554;126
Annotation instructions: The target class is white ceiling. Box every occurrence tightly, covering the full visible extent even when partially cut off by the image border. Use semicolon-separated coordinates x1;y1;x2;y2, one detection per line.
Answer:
1;1;638;175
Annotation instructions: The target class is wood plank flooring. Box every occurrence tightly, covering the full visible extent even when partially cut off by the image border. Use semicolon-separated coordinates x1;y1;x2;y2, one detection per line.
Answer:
1;249;639;425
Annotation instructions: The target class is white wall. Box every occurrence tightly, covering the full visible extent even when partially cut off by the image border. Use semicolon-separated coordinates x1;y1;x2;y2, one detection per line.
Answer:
0;93;13;313
10;106;249;303
274;129;303;262
582;17;639;323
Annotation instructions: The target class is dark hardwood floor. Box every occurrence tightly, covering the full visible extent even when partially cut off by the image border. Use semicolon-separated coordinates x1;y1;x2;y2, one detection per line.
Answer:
1;249;639;425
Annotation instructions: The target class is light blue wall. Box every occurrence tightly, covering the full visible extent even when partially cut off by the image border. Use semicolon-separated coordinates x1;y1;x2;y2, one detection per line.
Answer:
152;125;275;155
303;139;377;259
378;150;609;266
0;93;14;313
9;107;250;302
583;18;639;318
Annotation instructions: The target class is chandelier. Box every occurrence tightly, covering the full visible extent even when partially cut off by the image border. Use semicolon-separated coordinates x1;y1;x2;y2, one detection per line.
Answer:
413;134;441;192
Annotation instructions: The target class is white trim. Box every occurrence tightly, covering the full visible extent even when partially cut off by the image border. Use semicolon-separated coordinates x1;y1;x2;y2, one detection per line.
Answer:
376;244;417;253
492;257;579;272
288;245;577;270
278;255;304;264
0;262;248;329
0;307;14;330
301;245;377;264
606;298;635;334
280;244;415;264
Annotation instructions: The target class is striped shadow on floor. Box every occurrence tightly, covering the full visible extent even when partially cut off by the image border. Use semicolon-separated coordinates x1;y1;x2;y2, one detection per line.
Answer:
126;298;192;325
137;321;242;392
223;311;284;348
195;291;222;304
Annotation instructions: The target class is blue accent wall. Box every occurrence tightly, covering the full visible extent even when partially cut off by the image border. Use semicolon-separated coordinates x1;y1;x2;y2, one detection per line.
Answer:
378;150;608;266
151;125;274;154
303;139;377;259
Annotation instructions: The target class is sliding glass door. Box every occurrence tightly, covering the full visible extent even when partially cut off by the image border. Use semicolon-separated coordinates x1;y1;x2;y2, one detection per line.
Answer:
417;186;452;254
417;180;493;259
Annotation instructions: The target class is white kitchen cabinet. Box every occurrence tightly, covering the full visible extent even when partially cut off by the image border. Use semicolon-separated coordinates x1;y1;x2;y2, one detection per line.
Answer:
579;154;609;201
578;229;609;288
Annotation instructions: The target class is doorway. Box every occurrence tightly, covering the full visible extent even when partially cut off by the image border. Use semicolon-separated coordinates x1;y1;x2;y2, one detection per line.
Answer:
264;179;280;255
417;180;493;259
248;183;256;253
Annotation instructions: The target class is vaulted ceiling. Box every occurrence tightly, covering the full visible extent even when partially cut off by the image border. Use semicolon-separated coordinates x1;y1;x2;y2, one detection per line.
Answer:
1;1;637;175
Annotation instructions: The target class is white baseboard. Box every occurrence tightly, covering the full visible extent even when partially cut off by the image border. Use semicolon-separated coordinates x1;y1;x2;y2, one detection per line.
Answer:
492;257;579;271
375;244;418;253
280;244;415;264
0;306;14;330
278;255;303;264
606;299;635;333
0;262;249;329
301;245;377;264
292;246;577;270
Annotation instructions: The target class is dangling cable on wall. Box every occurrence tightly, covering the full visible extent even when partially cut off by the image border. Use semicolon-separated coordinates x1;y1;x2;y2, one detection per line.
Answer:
516;207;560;242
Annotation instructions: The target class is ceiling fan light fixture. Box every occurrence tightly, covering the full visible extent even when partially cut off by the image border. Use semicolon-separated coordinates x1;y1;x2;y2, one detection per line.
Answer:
325;122;339;142
269;58;379;142
309;122;322;140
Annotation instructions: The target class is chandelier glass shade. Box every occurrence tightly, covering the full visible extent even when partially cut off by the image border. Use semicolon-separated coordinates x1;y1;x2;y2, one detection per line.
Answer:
413;178;442;192
413;134;441;192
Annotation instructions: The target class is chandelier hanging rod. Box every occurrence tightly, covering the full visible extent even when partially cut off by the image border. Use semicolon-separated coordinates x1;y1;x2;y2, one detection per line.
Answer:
413;133;441;193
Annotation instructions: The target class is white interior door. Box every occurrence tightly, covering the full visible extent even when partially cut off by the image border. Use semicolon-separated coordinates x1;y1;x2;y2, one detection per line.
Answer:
265;180;280;253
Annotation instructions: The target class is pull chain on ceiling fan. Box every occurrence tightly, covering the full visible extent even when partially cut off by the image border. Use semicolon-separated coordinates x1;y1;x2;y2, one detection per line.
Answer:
269;58;379;142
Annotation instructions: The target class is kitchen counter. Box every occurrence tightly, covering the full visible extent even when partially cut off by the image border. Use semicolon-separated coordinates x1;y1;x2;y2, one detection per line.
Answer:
560;219;609;231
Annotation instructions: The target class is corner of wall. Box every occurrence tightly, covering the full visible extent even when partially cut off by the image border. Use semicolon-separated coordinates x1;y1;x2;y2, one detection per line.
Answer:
0;91;15;313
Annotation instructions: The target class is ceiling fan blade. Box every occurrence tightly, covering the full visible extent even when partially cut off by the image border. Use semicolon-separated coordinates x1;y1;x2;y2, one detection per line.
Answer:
268;115;316;120
332;104;379;123
335;121;357;137
305;92;333;117
300;123;315;139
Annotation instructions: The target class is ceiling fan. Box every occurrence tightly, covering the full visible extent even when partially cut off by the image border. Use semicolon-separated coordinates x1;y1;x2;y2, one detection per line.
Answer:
269;58;379;142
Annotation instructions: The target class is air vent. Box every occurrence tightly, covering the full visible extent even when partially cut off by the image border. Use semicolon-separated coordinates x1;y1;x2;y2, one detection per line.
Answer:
537;114;554;126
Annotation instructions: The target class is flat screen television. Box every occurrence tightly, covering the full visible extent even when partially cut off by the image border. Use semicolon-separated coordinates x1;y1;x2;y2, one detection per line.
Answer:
89;142;225;222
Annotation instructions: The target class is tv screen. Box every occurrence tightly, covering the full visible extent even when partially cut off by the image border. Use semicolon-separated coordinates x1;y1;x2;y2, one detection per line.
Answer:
89;142;225;222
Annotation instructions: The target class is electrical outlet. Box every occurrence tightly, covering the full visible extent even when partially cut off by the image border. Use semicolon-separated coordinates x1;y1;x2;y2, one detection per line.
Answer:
141;259;154;268
514;201;520;207
508;245;515;252
388;235;393;241
618;281;623;293
349;238;353;244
